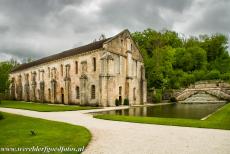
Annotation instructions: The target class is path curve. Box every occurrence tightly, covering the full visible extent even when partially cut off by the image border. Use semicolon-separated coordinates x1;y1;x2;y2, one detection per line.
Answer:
0;107;230;154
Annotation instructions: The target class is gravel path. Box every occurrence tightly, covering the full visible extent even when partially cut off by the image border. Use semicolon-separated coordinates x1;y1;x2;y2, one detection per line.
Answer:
0;107;230;154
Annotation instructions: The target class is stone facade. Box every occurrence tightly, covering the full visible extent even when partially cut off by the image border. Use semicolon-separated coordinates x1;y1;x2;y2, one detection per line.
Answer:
9;30;147;106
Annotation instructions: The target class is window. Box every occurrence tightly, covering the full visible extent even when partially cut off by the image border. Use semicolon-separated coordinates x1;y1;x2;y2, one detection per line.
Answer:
76;86;80;99
119;86;122;95
61;64;63;76
75;61;78;74
133;88;136;101
93;58;96;72
48;88;51;101
48;67;50;78
91;85;95;99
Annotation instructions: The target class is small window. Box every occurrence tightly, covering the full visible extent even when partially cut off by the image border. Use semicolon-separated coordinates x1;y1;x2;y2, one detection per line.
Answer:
61;64;63;76
48;67;50;78
76;86;80;99
119;86;122;95
121;39;123;46
133;88;136;101
75;61;78;74
93;58;96;72
91;85;95;99
48;88;51;101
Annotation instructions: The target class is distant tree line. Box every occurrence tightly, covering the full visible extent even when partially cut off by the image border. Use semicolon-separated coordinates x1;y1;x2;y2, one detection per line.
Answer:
132;28;230;90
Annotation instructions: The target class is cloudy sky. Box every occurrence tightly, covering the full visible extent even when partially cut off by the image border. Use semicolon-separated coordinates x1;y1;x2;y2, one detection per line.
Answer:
0;0;229;62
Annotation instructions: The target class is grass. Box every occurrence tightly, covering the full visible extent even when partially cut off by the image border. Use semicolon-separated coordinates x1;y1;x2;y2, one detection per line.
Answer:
95;103;230;130
0;112;91;154
0;100;98;112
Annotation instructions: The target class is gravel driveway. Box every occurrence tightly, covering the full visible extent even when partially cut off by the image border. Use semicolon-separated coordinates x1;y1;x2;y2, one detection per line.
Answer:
0;107;230;154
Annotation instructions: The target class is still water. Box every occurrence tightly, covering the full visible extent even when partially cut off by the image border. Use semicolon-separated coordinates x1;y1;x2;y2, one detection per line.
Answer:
96;103;226;119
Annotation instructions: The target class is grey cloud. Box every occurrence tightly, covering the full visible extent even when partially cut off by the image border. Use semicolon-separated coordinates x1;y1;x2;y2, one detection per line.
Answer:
0;0;229;62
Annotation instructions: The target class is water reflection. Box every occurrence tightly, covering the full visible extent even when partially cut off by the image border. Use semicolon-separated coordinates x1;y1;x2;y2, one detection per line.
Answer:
96;103;225;119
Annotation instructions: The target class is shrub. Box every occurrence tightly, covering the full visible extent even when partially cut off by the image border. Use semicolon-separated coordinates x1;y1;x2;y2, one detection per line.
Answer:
0;112;3;120
205;70;220;80
220;73;230;81
115;99;120;106
152;91;162;103
123;98;129;105
170;97;177;103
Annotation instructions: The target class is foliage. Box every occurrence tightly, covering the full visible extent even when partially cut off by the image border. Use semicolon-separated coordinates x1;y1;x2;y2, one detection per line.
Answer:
123;98;129;105
115;99;120;106
152;89;162;103
0;62;13;93
205;70;220;80
132;28;230;89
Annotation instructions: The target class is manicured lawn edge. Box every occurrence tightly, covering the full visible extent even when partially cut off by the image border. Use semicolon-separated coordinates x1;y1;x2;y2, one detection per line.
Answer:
0;112;91;154
0;100;98;112
94;103;230;130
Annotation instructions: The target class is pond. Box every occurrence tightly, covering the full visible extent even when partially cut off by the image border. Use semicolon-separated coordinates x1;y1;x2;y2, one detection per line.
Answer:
95;103;226;119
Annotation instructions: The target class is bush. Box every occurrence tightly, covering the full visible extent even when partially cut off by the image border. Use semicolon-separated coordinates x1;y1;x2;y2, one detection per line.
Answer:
193;70;206;81
123;98;129;105
115;99;120;106
220;73;230;81
152;90;162;103
205;70;220;80
170;97;177;102
0;112;3;120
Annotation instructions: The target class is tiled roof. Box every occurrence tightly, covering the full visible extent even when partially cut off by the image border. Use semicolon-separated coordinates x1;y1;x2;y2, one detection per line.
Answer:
11;38;110;73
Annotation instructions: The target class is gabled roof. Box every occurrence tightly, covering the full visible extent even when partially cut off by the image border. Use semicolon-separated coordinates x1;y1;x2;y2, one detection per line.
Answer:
11;38;110;73
11;29;143;73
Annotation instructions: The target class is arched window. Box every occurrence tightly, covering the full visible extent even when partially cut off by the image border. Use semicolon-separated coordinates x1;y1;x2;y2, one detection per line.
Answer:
133;88;136;101
93;58;96;71
75;61;78;74
91;85;95;99
48;88;51;101
119;86;122;96
76;86;80;99
48;67;50;78
60;64;63;76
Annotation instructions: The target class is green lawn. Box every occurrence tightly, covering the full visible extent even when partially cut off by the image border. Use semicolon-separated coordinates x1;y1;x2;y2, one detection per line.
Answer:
95;103;230;130
0;112;91;154
0;100;98;112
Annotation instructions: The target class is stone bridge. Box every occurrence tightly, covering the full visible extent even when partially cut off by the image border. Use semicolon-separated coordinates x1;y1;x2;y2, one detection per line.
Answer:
174;81;230;102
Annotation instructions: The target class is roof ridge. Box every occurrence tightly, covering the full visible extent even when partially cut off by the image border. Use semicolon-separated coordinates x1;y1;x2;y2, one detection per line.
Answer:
11;37;111;73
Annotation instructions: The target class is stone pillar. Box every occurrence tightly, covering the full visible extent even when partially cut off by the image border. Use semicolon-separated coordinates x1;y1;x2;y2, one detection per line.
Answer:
99;52;115;106
24;82;30;101
16;75;23;100
31;81;36;102
51;79;57;103
39;81;45;103
10;78;16;100
64;64;71;104
126;50;132;78
80;74;88;105
31;72;37;102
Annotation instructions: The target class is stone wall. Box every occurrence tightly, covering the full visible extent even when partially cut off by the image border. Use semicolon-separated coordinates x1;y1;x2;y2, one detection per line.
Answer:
9;31;147;106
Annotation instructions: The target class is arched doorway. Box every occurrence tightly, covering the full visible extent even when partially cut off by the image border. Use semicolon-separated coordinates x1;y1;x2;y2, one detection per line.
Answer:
61;88;64;104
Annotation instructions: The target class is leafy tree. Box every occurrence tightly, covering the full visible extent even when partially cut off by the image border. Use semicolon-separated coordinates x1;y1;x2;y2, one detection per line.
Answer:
0;62;14;93
132;28;230;90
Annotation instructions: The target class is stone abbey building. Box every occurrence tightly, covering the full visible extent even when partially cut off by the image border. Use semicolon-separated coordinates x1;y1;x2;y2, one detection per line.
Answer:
9;30;147;106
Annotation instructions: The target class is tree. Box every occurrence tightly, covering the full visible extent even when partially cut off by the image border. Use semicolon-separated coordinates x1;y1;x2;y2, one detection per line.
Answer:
0;62;14;93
